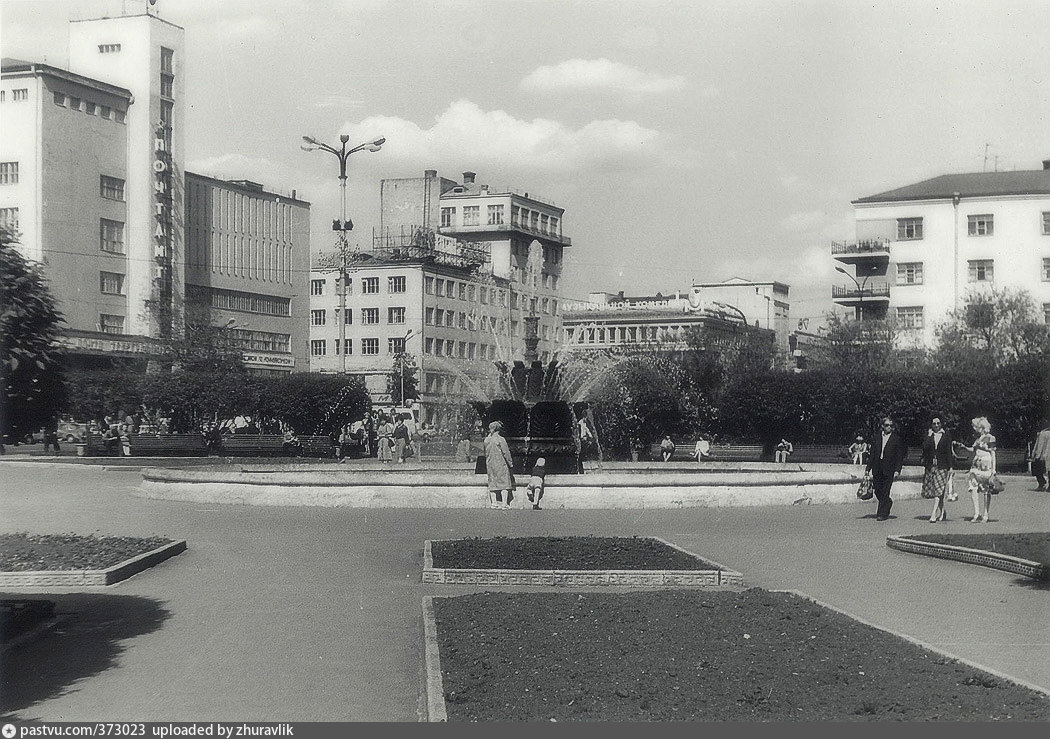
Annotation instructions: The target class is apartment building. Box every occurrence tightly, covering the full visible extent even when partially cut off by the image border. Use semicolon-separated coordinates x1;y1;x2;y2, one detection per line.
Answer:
834;161;1050;347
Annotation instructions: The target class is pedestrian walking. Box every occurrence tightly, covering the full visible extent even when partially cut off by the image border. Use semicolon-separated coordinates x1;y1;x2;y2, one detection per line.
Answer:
484;421;515;509
775;438;794;463
526;457;547;510
393;418;410;463
1031;420;1050;491
954;417;997;522
660;435;675;462
42;417;61;455
920;416;954;522
865;416;907;521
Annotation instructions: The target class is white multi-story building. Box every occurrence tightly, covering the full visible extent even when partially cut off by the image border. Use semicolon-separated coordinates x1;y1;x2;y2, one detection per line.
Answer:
1;7;310;374
310;170;569;427
835;160;1050;347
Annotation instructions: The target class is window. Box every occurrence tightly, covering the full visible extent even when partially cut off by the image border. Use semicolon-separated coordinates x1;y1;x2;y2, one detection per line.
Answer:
53;92;65;106
445;310;455;327
310;340;326;357
85;101;97;115
99;105;111;119
896;306;924;330
435;279;445;296
550;216;559;235
446;280;457;298
968;259;994;282
311;309;327;326
0;162;19;185
468;285;476;302
435;309;445;326
1043;212;1050;235
0;208;19;232
541;214;549;234
424;276;434;294
100;272;125;295
896;262;923;285
12;88;28;102
342;339;353;355
458;313;466;329
1043;258;1050;281
68;96;81;111
160;74;174;98
440;207;454;228
968;214;993;236
388;337;406;354
160;47;174;73
98;314;125;334
310;279;325;295
530;212;539;231
425;338;434;354
433;339;443;357
388;307;406;324
463;206;480;226
343;308;353;325
362;338;379;355
100;175;125;200
99;219;125;253
425;308;435;325
487;204;504;225
388;275;406;293
362;277;379;294
458;282;466;300
114;108;126;124
1044;304;1050;325
98;43;121;53
160;100;173;126
361;308;380;325
896;217;923;240
480;287;488;304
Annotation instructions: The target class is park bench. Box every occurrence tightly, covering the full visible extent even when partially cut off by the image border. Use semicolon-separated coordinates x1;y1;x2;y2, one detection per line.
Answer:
649;443;764;462
126;434;208;457
218;434;335;457
789;445;852;463
75;434;121;457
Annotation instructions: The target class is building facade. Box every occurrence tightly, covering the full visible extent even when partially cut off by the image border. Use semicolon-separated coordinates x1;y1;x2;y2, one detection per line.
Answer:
310;170;570;427
835;161;1050;347
1;8;310;373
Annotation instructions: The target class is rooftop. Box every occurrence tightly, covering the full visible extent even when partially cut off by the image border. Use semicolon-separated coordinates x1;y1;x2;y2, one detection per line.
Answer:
1;57;133;100
854;166;1050;204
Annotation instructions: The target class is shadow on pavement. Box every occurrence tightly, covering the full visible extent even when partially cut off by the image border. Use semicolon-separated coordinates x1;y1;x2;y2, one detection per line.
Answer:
1009;576;1050;591
0;592;170;717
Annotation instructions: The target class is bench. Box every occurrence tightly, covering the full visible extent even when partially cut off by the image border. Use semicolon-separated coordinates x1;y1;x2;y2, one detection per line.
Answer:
75;434;122;457
219;434;335;457
127;434;208;456
789;445;853;463
650;443;764;462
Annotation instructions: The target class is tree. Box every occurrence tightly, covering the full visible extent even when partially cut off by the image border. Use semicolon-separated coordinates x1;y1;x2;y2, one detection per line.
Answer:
1;228;68;443
386;351;419;406
806;312;905;371
163;303;247;374
932;287;1050;369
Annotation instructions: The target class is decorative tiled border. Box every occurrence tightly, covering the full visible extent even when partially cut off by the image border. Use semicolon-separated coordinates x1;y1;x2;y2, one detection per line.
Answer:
421;597;448;722
421;537;743;587
886;535;1048;580
0;540;188;587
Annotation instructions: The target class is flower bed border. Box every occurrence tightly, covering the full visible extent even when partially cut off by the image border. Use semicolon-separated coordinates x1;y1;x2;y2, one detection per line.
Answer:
421;536;743;587
886;535;1048;580
421;588;1050;722
0;540;188;587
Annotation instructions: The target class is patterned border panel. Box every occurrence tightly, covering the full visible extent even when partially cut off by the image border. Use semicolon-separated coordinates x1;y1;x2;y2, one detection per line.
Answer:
886;535;1047;580
0;540;188;587
422;538;743;587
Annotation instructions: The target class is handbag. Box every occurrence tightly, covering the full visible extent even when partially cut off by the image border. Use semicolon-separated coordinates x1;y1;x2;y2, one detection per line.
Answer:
987;473;1005;495
857;475;874;500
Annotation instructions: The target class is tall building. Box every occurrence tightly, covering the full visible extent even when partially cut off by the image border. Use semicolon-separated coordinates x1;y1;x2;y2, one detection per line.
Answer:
310;170;569;427
834;161;1050;347
690;278;790;362
0;8;310;373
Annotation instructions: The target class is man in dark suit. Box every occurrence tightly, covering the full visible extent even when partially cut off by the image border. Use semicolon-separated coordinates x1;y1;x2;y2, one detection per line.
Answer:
865;416;907;521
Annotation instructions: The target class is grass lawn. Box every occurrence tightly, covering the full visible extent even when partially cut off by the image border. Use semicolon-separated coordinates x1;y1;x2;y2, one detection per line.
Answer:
0;532;173;572
433;589;1050;721
431;536;721;571
904;532;1050;567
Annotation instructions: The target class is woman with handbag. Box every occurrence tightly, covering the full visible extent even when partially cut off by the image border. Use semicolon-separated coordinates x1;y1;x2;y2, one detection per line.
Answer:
920;417;954;522
953;416;997;523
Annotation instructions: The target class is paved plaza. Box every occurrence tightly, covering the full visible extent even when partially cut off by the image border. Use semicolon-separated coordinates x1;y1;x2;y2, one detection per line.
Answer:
1;459;1049;721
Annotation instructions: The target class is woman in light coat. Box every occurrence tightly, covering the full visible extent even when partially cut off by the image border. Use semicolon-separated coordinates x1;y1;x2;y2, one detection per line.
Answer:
953;416;997;522
484;421;515;509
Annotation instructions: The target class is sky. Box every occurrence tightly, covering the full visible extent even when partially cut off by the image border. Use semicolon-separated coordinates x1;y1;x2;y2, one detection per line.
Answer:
3;0;1050;328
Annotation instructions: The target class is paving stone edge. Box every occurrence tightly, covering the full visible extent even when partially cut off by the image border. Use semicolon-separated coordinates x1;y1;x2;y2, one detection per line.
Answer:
885;535;1048;580
421;596;448;723
0;540;188;587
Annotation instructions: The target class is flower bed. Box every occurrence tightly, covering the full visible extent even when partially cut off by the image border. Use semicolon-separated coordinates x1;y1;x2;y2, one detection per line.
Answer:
430;536;720;571
0;533;174;571
431;589;1050;721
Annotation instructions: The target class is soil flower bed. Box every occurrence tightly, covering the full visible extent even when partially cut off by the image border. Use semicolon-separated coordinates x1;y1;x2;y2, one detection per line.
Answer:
0;533;174;572
430;536;720;571
903;533;1050;567
432;589;1050;721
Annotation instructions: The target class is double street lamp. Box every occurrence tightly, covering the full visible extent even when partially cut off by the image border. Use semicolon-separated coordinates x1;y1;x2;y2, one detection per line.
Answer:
301;134;386;373
835;266;871;320
397;329;417;408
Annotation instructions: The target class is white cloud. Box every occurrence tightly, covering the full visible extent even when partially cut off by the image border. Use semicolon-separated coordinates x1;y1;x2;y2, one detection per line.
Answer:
186;153;294;191
520;58;686;94
340;99;665;172
779;210;828;233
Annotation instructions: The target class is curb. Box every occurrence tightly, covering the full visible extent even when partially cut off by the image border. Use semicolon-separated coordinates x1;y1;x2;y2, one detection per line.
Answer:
886;535;1048;580
421;537;744;587
773;589;1050;699
0;540;188;587
421;596;448;723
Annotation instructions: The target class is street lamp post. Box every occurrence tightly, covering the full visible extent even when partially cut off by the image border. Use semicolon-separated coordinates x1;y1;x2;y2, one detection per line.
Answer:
301;134;385;373
835;266;870;320
398;329;417;407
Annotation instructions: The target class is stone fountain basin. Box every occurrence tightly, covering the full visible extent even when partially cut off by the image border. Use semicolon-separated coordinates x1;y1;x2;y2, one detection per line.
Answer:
138;464;924;508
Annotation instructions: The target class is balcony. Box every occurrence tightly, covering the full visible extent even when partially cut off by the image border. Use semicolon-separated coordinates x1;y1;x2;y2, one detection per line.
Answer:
831;281;891;306
831;239;890;265
438;221;572;246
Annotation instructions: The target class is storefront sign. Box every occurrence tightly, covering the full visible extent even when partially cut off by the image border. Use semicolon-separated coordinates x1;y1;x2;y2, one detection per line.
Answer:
242;352;295;368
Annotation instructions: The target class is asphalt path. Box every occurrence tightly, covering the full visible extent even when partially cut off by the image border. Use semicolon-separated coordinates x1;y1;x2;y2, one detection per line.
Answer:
1;461;1048;721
